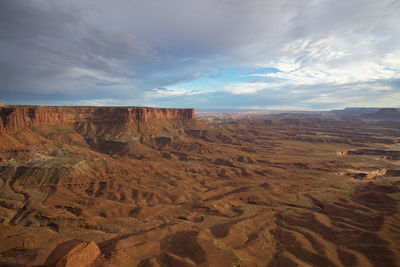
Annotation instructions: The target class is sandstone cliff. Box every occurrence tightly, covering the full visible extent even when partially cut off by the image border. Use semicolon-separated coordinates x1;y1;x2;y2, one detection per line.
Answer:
0;106;195;133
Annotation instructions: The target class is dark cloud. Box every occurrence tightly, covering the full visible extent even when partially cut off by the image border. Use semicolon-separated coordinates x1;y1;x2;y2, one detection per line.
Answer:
0;1;143;97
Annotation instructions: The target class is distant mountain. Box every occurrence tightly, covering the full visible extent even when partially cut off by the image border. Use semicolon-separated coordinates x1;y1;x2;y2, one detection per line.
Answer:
330;107;380;115
330;107;400;117
363;108;400;119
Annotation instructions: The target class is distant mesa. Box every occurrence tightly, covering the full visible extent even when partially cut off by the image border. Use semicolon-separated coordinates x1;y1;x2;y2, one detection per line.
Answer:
374;108;399;115
364;108;400;119
330;107;381;115
331;107;400;119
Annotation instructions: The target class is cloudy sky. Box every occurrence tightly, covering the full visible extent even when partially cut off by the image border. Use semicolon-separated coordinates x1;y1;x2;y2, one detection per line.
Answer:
1;0;399;110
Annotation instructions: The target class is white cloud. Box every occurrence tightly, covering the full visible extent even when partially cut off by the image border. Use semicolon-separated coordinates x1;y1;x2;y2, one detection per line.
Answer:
148;87;214;97
224;82;275;95
250;36;400;88
76;98;118;106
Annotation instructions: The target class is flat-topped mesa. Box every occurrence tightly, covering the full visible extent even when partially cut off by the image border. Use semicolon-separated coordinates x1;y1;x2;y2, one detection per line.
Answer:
0;106;195;132
122;107;195;123
60;107;195;123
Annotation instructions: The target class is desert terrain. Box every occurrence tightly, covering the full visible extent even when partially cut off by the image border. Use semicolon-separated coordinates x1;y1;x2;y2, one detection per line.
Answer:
0;105;399;266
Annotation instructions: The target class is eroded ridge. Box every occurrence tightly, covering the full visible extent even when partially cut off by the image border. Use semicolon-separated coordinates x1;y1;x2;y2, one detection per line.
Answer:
0;107;400;266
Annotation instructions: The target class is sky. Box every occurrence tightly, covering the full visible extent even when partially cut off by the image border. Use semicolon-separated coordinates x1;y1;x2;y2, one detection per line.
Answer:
0;0;399;111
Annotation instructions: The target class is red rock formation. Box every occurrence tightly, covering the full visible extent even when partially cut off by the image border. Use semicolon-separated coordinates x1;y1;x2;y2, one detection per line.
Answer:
0;106;65;132
0;106;195;133
44;239;100;267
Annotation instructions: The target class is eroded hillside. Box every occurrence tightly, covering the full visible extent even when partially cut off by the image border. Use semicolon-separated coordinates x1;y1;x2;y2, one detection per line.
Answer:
0;106;399;266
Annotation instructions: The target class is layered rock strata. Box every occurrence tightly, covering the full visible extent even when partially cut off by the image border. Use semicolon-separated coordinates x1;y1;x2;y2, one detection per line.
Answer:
0;106;195;132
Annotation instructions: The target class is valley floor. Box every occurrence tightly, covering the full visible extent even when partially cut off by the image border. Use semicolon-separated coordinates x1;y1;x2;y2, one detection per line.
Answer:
0;115;400;266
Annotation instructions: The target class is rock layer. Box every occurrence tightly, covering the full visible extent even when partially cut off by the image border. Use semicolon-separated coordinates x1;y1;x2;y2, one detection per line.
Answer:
0;106;195;132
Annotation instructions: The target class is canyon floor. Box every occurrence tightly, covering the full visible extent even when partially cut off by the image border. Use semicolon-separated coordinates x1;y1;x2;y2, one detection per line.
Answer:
0;108;400;266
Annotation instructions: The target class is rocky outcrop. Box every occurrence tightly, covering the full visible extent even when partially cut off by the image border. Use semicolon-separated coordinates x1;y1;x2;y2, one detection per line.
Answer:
0;106;195;133
44;239;100;267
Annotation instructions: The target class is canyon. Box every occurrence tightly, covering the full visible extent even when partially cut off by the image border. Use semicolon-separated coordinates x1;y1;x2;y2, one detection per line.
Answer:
0;106;399;266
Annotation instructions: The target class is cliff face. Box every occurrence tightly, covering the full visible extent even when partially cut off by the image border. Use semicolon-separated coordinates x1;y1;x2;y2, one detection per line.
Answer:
0;107;65;132
0;106;195;133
